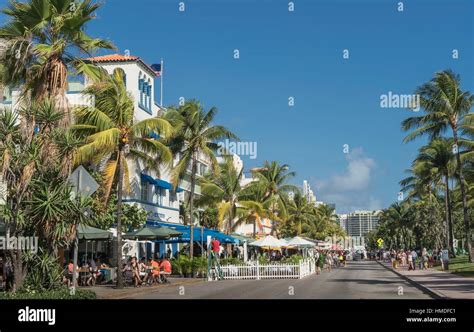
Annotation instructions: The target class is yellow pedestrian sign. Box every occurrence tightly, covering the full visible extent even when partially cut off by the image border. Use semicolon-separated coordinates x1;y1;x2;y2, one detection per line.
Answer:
377;238;384;248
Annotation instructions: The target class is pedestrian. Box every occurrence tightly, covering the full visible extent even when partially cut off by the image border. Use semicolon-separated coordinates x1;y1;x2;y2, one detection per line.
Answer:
325;253;332;272
211;237;220;261
407;251;414;271
411;249;417;270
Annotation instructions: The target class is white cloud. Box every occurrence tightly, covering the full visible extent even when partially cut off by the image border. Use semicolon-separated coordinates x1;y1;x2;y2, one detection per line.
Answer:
314;148;380;213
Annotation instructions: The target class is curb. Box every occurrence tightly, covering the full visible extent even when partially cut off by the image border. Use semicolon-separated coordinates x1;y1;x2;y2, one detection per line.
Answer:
94;277;206;299
375;260;446;299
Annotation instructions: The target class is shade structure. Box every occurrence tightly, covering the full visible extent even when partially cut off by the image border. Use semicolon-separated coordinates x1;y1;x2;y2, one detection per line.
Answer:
147;221;240;244
249;235;287;248
124;226;182;240
77;224;113;240
231;233;255;243
286;236;315;248
141;173;183;192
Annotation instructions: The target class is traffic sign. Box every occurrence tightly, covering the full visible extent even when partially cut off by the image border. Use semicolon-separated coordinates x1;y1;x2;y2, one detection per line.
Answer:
68;166;99;197
377;238;384;248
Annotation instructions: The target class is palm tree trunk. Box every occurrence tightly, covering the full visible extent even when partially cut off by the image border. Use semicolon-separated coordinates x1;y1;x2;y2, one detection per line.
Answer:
453;129;472;262
115;150;125;288
188;154;197;259
444;175;455;256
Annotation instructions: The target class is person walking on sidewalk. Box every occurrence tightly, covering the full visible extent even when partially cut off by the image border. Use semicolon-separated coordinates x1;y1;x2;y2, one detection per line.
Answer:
407;251;414;271
325;252;332;272
411;249;417;270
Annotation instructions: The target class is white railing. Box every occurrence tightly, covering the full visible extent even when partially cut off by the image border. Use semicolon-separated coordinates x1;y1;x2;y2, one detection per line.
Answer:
220;259;316;280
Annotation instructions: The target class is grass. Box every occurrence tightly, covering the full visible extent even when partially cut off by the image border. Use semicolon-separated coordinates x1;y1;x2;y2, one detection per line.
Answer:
435;255;474;278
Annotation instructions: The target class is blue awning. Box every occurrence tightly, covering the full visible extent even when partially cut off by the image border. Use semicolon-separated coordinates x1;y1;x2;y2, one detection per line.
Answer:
147;221;240;244
141;173;183;192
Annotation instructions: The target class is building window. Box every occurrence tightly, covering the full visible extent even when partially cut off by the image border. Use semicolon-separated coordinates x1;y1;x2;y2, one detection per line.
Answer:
169;191;176;207
155;186;164;205
141;182;148;201
138;76;144;105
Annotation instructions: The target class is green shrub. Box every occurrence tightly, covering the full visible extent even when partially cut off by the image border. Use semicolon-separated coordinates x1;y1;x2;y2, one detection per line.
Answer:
220;257;242;265
22;248;63;291
0;287;96;300
191;256;207;277
257;254;269;265
282;254;304;264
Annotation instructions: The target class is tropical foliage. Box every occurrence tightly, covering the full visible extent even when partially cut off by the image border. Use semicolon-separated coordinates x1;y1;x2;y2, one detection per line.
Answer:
370;70;473;260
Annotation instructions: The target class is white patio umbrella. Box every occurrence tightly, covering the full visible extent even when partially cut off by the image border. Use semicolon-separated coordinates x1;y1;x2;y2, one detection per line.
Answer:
249;235;287;248
286;236;315;248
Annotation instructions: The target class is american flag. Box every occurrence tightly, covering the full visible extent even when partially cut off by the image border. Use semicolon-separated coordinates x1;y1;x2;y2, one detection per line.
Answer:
151;63;162;77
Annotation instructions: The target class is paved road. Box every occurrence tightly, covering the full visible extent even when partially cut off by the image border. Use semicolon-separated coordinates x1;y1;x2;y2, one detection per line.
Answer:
129;260;432;299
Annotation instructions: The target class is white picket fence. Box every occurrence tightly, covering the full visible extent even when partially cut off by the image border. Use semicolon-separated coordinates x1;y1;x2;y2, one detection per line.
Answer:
219;259;316;280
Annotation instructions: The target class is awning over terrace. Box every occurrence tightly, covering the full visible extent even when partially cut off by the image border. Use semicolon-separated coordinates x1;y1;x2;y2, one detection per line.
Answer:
147;221;240;244
124;225;182;240
77;224;113;240
140;173;184;192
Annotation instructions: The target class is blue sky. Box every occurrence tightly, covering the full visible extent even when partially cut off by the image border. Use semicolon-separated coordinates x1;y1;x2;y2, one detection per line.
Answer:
1;0;472;213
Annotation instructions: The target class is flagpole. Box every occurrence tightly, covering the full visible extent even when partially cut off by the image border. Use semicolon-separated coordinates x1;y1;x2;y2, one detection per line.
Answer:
160;58;163;107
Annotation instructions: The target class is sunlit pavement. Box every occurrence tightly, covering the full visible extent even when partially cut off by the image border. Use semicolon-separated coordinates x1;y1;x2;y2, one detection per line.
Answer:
127;260;432;299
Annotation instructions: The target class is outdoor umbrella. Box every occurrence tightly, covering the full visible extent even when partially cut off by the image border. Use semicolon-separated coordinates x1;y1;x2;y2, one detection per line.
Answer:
249;235;287;248
77;224;113;240
123;226;182;240
286;236;315;248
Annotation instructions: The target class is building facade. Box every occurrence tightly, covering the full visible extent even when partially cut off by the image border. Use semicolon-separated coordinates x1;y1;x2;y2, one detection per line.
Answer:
346;210;381;238
0;53;214;226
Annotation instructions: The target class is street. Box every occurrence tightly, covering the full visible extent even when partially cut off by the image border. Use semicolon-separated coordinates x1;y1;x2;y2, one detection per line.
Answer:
129;260;433;299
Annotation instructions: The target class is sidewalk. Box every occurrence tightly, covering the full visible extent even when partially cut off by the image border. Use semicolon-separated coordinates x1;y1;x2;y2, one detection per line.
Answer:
89;277;205;299
377;260;474;299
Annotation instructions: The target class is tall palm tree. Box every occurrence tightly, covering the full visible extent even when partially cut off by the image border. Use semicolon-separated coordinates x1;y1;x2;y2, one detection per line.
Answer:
73;69;173;287
286;191;314;236
383;202;413;250
196;157;262;235
415;139;456;254
400;160;447;248
239;182;270;237
402;70;474;262
165;100;237;258
252;161;298;236
0;0;114;124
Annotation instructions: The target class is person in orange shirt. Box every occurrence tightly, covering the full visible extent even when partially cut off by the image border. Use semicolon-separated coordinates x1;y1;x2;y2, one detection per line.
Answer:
148;258;160;284
159;258;171;283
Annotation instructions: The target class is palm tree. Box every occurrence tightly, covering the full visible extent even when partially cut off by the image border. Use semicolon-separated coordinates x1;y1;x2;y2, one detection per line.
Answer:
286;191;314;236
165;100;237;258
402;70;474;262
239;182;270;237
251;161;298;236
0;107;42;291
196;157;262;235
28;179;92;256
73;69;173;288
415;139;456;254
383;202;413;249
400;160;447;249
0;0;114;124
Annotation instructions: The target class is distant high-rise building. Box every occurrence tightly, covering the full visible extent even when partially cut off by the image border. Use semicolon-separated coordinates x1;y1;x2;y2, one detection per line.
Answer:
346;210;381;237
337;214;348;232
302;180;316;204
